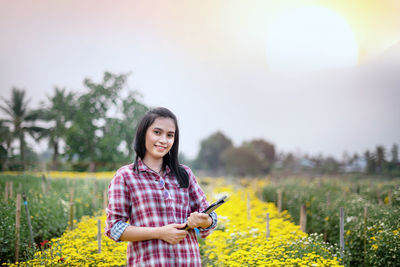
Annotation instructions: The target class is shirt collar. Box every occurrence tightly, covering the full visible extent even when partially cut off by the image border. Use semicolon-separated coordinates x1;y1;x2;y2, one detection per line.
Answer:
136;158;171;175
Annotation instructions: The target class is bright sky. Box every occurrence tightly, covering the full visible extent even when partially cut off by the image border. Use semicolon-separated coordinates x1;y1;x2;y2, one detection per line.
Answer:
1;0;400;159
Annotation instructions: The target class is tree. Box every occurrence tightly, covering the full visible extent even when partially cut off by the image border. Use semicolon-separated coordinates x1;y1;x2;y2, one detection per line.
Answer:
0;120;12;170
245;139;276;173
365;150;376;174
221;145;264;176
64;72;148;171
391;143;399;164
195;131;233;174
65;72;127;170
282;153;298;172
0;88;43;169
36;87;76;170
118;91;148;159
375;146;385;173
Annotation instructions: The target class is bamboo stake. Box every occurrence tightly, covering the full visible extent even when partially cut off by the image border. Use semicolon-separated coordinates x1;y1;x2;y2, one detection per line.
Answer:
9;181;13;199
363;207;368;266
340;207;345;259
277;190;282;213
22;192;34;246
103;189;108;212
69;185;75;230
324;191;330;241
41;175;48;196
97;220;101;253
376;189;383;206
300;204;307;232
247;192;251;220
93;179;98;212
266;213;270;240
4;181;8;202
15;194;22;262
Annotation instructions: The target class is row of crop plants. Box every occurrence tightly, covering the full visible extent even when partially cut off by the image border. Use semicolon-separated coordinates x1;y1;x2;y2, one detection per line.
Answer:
262;176;400;267
0;174;110;264
6;178;343;266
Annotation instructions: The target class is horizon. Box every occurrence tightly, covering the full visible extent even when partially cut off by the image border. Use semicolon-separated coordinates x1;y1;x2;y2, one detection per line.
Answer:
1;0;399;160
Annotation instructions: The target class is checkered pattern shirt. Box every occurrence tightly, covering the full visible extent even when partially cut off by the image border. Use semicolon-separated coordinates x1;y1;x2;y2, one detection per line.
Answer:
105;158;217;267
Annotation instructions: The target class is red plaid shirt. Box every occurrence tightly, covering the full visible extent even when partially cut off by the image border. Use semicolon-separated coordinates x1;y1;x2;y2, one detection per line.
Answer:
105;158;217;267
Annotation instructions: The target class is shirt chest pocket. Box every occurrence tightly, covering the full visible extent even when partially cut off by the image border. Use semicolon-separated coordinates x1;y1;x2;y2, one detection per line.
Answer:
168;182;189;207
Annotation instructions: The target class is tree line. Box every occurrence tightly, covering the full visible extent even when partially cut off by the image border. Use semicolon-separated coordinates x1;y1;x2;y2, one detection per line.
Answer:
0;72;148;171
189;131;399;177
1;71;399;176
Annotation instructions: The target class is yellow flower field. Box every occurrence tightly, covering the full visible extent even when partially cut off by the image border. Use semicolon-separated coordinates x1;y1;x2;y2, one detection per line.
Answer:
7;177;343;266
201;181;343;266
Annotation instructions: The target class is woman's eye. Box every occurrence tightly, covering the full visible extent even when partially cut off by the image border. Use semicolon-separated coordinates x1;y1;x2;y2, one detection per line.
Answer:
168;134;174;138
154;130;160;135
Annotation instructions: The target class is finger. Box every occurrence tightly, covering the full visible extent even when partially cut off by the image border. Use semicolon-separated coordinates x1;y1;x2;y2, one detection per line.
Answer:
172;223;186;228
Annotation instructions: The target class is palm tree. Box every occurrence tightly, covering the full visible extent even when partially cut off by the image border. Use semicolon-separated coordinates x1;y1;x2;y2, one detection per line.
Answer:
36;87;76;170
0;120;12;170
0;88;43;169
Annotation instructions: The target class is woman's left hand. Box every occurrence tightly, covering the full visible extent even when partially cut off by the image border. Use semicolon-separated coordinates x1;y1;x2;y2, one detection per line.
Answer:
186;212;212;229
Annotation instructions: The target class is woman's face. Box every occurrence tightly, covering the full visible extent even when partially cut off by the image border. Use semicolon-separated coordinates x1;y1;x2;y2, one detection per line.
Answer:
144;117;176;161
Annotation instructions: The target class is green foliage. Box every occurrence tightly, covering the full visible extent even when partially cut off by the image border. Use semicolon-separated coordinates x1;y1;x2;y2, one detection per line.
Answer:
63;72;148;170
35;87;77;170
0;88;44;170
0;174;110;264
262;177;400;267
195;131;233;173
222;145;264;176
364;144;400;176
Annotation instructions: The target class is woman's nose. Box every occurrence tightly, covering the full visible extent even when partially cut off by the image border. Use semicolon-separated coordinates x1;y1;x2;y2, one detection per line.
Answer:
159;134;167;143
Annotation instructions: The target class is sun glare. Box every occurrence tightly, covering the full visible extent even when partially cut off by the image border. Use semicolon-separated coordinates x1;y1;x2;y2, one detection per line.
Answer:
266;6;359;73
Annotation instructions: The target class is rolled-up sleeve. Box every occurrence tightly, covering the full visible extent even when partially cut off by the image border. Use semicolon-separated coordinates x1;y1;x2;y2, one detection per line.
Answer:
104;170;131;242
185;166;218;239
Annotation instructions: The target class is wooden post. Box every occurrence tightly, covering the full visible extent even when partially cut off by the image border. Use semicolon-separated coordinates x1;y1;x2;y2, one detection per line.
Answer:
4;181;8;202
340;207;345;259
22;192;34;246
324;191;330;241
326;191;331;207
9;181;13;199
93;179;98;212
266;213;270;240
300;204;307;232
247;192;251;220
69;186;75;230
15;194;22;262
41;175;48;195
277;190;282;213
376;190;383;206
388;190;392;206
103;189;108;212
97;220;101;253
363;207;368;265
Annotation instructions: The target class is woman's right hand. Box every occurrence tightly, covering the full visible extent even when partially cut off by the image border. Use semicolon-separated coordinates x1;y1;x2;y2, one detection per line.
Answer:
158;223;188;244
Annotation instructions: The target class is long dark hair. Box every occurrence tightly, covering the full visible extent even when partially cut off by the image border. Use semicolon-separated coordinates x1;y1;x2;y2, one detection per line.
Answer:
133;107;189;188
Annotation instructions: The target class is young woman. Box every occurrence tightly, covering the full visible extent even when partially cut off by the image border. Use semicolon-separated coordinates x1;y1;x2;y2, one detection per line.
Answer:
105;107;217;266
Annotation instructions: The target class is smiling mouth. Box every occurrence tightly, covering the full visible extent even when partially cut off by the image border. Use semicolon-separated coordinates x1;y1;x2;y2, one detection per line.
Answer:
155;145;167;150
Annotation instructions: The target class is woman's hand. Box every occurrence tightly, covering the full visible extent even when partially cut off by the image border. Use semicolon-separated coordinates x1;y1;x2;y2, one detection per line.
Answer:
158;223;188;244
186;212;212;229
